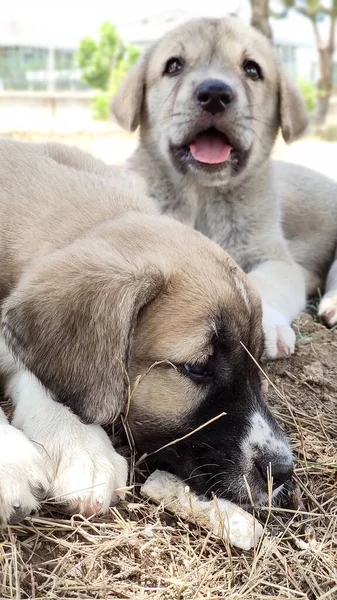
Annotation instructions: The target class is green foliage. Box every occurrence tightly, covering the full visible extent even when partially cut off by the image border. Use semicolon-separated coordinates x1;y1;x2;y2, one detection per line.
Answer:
276;0;334;17
281;0;294;8
91;91;111;121
297;78;317;114
78;22;124;90
77;21;141;120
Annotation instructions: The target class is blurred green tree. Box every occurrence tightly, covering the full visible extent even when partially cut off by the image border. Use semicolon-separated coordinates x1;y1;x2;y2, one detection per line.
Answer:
254;1;337;124
278;1;337;124
77;22;140;120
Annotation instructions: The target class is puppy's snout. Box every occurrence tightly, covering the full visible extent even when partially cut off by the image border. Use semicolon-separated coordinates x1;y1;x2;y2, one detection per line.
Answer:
254;456;294;489
242;410;294;496
196;79;234;114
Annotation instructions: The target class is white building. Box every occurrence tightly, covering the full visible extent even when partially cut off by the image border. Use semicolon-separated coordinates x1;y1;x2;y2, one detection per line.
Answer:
0;19;86;91
0;0;336;91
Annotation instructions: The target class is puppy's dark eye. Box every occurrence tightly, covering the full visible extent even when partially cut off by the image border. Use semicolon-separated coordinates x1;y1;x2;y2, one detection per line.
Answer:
181;363;210;383
243;60;263;81
164;57;184;77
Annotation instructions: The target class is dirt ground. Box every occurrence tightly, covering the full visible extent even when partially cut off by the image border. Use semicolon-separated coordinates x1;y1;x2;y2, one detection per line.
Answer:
0;129;336;599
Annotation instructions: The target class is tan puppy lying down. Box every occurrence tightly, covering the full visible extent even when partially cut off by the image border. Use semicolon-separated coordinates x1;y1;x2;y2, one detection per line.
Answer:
0;141;292;544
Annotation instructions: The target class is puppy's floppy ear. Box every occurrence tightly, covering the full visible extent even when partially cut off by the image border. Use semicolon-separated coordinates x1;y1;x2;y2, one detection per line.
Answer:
278;67;309;143
111;52;148;132
2;240;165;425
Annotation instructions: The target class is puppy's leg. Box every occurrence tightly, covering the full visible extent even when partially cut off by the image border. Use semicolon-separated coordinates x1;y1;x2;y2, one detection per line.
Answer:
0;405;50;525
0;337;50;525
318;248;337;327
248;260;306;359
7;369;128;517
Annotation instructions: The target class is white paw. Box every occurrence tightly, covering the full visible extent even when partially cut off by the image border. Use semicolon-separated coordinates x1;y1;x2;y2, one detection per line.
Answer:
47;423;128;516
262;304;296;360
318;291;337;328
9;370;128;518
0;423;50;525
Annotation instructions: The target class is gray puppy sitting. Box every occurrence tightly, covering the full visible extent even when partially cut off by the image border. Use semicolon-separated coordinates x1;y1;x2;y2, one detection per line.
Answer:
112;17;337;359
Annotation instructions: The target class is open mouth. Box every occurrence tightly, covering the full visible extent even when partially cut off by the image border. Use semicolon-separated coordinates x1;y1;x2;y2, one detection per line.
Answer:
170;127;247;174
189;128;232;164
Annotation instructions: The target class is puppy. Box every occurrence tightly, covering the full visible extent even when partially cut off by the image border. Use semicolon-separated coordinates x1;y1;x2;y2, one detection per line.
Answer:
112;17;337;360
0;139;293;525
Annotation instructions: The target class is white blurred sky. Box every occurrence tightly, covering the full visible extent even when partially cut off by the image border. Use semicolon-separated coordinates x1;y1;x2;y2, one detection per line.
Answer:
2;0;246;29
1;1;320;48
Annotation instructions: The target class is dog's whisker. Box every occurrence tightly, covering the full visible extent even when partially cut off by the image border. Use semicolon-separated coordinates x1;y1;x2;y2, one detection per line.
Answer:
188;463;219;478
180;471;215;484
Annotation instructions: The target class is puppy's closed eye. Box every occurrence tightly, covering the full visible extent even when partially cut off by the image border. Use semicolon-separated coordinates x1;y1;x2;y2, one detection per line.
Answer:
179;362;212;384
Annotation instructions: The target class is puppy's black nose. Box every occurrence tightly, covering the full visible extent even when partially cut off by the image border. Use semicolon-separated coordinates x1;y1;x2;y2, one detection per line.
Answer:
255;457;293;489
196;79;234;114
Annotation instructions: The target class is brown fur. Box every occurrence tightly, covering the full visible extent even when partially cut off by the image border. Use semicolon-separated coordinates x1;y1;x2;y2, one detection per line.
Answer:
0;139;263;435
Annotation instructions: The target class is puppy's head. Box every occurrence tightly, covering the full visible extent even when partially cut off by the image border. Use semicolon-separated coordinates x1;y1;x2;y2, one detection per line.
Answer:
2;214;293;506
112;18;308;187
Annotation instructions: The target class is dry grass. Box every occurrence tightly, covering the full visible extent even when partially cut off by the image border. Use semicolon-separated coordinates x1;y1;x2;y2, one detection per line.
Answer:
1;313;336;599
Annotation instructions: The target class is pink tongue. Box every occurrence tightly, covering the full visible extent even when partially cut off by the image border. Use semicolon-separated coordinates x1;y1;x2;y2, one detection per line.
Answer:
189;132;232;164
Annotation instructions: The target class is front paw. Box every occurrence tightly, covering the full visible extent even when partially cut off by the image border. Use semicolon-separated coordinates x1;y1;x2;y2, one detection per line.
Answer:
49;424;128;517
318;291;337;328
262;304;296;360
0;424;50;525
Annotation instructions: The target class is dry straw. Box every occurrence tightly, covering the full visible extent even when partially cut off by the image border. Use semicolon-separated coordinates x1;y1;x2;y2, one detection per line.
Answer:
0;314;336;598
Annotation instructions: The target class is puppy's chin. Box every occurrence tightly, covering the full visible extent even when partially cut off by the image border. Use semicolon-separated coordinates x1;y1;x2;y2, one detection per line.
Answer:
237;480;295;511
